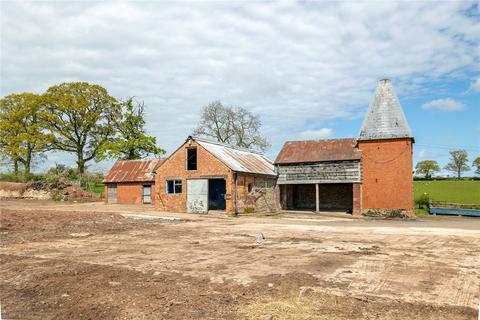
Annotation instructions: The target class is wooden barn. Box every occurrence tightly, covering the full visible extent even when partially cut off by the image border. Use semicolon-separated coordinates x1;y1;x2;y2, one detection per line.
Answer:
275;138;362;213
275;79;414;217
154;136;277;214
103;159;165;205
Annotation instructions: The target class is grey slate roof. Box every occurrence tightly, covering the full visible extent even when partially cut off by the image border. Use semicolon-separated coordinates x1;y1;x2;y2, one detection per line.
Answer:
358;79;413;141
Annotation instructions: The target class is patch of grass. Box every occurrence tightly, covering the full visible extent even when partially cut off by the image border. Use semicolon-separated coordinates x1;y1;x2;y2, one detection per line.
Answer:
244;207;255;214
414;180;480;205
415;208;429;215
237;296;328;320
83;183;104;195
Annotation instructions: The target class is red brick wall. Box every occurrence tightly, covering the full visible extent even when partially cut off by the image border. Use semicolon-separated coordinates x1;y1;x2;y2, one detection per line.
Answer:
352;183;361;216
358;138;414;215
104;182;154;205
154;140;234;213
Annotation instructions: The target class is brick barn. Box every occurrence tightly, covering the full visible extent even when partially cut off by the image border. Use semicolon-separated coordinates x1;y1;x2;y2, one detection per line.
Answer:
275;79;414;217
104;159;164;205
154;136;277;214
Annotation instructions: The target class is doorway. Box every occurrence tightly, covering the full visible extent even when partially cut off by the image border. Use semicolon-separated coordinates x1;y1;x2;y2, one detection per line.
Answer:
208;179;226;210
142;184;152;204
108;183;117;204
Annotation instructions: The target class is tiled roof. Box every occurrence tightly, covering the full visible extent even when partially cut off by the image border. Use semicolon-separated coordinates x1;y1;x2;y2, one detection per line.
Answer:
358;79;413;141
194;137;276;176
274;138;361;164
104;159;165;183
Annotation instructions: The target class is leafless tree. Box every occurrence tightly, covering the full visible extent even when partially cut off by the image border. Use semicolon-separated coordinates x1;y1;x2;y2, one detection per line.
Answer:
193;101;269;151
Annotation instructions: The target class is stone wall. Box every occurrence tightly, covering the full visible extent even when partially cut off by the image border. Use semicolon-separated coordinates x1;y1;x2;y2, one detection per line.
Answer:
235;175;277;213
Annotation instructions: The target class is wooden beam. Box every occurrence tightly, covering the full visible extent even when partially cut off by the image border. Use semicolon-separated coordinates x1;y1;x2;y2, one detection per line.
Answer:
315;183;319;212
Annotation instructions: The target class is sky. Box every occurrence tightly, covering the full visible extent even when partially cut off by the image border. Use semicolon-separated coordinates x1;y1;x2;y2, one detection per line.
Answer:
1;1;479;176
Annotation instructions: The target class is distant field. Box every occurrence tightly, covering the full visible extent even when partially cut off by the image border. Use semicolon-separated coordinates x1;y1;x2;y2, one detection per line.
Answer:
84;183;104;196
414;180;480;205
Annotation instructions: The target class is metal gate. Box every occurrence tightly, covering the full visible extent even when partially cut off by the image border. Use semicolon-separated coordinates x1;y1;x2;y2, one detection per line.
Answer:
143;185;152;204
187;179;208;213
108;183;117;204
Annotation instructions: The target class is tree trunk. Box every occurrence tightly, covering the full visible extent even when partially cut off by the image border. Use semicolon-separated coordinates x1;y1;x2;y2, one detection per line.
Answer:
24;152;32;177
77;155;86;186
13;160;19;175
457;169;461;180
127;148;135;160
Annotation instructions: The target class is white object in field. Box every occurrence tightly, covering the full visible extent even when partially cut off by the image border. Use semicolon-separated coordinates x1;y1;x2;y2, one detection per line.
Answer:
187;179;208;213
256;232;265;244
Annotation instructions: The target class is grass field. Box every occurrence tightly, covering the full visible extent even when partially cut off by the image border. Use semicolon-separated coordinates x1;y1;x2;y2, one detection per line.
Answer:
414;180;480;205
83;183;104;196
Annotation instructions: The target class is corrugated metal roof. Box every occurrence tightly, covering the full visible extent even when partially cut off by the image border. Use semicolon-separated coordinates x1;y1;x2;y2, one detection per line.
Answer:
274;138;361;164
358;79;413;141
194;137;276;176
104;159;165;183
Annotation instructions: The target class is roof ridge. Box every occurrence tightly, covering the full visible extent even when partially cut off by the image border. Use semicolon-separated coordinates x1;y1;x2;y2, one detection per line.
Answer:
191;136;266;155
284;137;356;143
115;158;164;163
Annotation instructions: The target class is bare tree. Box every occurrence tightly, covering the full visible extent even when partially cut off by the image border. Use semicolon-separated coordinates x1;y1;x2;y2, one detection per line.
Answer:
193;101;269;151
444;149;470;179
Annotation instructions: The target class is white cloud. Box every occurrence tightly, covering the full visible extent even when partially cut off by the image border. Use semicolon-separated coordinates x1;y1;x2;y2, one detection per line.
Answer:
470;77;480;92
300;128;333;140
421;98;465;111
0;1;479;167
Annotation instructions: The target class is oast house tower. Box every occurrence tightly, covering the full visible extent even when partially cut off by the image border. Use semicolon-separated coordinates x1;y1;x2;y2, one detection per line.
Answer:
357;79;414;217
275;79;414;217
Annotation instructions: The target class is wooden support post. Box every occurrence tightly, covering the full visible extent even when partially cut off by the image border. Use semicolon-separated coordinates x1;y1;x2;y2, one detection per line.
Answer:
315;183;319;212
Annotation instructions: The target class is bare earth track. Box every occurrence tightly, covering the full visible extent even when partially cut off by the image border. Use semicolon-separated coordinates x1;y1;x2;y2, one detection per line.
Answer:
1;200;479;319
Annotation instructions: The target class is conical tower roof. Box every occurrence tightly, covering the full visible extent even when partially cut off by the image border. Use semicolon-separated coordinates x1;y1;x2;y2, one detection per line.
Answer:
358;79;413;141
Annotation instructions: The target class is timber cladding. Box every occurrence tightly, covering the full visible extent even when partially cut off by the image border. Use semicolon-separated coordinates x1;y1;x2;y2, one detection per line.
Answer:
277;160;361;184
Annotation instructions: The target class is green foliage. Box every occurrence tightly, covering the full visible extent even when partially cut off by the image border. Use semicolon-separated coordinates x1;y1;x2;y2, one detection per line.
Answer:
98;98;165;160
44;164;78;185
83;182;104;195
0;172;24;182
414;193;430;209
415;160;440;179
414;180;480;205
41;82;121;174
444;149;470;179
0;172;45;182
0;93;51;177
473;156;480;175
414;208;429;215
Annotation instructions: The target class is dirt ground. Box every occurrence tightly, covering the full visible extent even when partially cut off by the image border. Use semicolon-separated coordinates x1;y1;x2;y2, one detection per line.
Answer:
1;200;479;319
